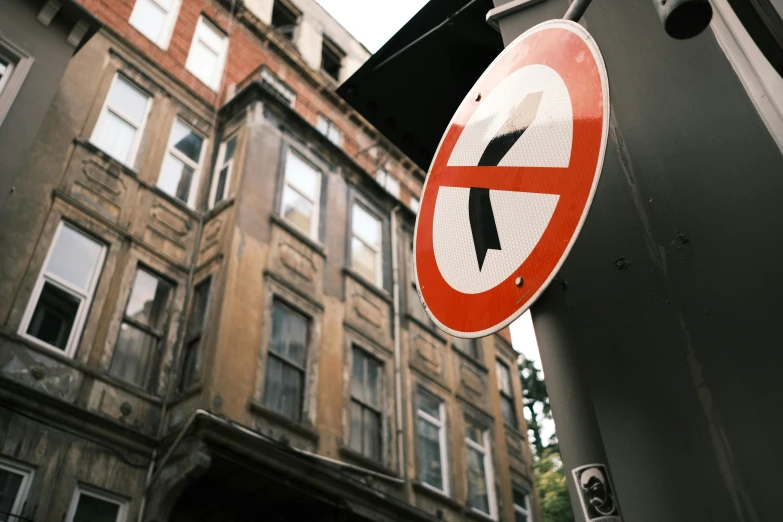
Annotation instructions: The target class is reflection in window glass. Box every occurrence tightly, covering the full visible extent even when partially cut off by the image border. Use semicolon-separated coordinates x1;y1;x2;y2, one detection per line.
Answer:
351;204;382;285
109;268;172;389
157;120;204;205
281;150;320;237
417;390;448;493
21;223;105;355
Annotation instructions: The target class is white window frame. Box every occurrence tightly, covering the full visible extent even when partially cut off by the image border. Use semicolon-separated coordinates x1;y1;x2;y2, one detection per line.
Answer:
513;488;533;522
0;458;34;520
66;484;128;522
410;195;420;213
260;67;296;108
417;392;450;496
280;149;322;239
208;133;238;208
711;0;783;152
129;0;182;49
0;36;34;129
465;425;498;520
375;168;400;198
90;73;152;168
18;222;107;358
185;16;229;91
158;118;207;207
351;202;383;287
316;114;344;147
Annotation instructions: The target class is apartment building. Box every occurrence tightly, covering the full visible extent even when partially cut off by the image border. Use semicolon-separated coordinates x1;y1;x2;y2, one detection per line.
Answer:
0;0;538;520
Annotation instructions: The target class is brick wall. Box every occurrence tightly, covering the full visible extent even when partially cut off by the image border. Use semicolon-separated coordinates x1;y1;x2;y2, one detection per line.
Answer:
75;0;423;206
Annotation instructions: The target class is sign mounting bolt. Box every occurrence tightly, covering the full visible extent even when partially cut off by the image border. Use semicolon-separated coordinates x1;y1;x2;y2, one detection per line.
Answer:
515;277;524;287
475;93;481;101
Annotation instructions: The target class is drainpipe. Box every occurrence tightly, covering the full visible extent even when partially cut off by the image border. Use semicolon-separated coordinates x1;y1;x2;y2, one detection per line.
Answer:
390;205;406;481
137;208;205;522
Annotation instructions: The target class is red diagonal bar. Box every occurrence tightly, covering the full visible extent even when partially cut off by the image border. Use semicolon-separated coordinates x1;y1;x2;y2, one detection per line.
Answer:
435;165;573;194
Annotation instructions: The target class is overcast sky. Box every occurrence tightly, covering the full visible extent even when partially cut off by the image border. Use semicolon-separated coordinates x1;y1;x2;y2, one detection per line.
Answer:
315;0;428;53
316;0;556;445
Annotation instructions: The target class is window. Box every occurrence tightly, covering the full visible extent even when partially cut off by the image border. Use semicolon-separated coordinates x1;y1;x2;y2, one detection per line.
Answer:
260;68;296;108
513;488;533;522
109;268;172;389
280;150;321;238
0;39;34;128
179;278;211;391
263;302;309;420
90;75;151;166
497;360;518;428
321;36;343;81
129;0;180;48
271;0;300;41
465;420;497;518
19;223;105;356
349;347;382;460
453;337;479;359
410;196;420;213
316;114;343;147
0;458;34;521
351;203;382;285
417;390;449;494
157;119;205;206
0;52;14;95
375;168;401;198
209;134;237;207
66;485;128;522
186;16;228;90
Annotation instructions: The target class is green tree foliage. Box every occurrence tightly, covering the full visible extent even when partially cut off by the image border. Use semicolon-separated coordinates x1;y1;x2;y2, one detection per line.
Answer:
535;447;574;522
518;357;574;522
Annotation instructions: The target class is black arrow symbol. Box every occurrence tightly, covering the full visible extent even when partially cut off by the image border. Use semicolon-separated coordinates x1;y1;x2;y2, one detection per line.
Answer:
469;91;544;271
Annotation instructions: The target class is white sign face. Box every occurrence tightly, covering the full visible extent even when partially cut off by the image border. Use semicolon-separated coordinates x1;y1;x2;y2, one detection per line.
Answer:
414;20;610;337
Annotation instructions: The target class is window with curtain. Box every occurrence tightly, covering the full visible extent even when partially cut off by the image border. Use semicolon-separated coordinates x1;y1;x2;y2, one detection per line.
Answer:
417;390;449;494
129;0;180;48
185;16;228;90
349;347;382;460
263;301;309;420
90;75;151;166
109;268;172;389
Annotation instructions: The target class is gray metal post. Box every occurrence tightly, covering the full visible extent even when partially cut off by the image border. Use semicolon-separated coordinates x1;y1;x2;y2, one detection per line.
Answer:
531;282;621;521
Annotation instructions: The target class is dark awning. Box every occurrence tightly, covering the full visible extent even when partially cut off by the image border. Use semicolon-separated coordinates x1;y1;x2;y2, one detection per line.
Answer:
337;0;503;171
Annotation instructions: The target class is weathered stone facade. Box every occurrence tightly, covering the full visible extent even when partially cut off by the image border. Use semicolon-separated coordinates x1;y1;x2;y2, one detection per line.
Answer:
0;1;538;520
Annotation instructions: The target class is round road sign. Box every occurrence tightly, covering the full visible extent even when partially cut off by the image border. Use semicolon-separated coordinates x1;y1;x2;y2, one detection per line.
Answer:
413;20;610;338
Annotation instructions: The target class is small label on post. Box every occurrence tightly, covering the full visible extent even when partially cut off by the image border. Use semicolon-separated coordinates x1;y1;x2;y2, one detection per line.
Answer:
572;463;622;521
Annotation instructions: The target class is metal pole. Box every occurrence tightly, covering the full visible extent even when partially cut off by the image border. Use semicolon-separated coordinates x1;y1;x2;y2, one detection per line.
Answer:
564;0;593;22
531;282;622;521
